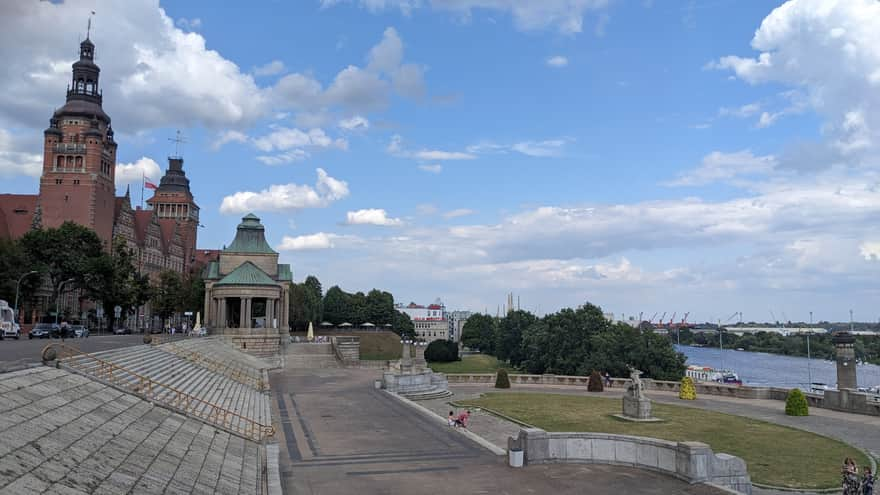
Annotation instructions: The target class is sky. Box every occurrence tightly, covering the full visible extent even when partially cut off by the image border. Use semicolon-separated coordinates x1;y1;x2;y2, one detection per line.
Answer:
1;0;880;323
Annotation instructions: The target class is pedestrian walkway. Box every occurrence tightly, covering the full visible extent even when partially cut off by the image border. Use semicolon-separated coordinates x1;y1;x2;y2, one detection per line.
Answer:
269;364;727;495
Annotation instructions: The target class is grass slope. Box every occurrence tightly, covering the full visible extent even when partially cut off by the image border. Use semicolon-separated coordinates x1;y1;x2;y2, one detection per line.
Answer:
289;330;402;360
459;392;868;489
430;354;508;373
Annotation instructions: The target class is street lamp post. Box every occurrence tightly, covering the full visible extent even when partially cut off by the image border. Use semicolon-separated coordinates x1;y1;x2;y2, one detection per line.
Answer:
13;270;39;328
807;311;813;390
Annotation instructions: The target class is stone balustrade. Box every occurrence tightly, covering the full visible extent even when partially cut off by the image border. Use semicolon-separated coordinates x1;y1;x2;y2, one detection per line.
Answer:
508;428;752;494
446;372;880;416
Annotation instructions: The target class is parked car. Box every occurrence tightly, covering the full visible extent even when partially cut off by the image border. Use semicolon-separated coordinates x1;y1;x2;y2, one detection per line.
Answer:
28;323;57;339
113;326;132;335
0;300;19;340
71;325;88;338
50;324;75;339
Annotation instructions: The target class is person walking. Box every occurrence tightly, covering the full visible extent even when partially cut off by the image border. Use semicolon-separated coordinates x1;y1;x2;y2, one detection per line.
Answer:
843;458;860;495
604;372;612;388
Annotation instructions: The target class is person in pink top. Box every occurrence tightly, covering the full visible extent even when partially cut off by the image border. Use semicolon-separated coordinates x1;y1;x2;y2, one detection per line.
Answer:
455;410;471;428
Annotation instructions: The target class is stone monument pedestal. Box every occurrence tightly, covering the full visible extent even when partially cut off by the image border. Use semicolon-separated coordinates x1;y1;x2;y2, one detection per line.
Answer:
623;396;653;420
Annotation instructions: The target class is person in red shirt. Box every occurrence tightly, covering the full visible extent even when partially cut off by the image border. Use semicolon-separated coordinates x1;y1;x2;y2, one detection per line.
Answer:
455;410;471;428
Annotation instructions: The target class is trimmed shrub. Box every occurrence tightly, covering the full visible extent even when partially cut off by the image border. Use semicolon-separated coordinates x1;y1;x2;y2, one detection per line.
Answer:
424;340;459;362
679;376;696;400
495;368;511;388
785;388;809;416
588;370;604;392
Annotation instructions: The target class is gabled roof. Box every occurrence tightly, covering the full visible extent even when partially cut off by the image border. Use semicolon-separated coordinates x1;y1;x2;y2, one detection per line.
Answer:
133;209;153;245
215;261;277;286
157;218;182;252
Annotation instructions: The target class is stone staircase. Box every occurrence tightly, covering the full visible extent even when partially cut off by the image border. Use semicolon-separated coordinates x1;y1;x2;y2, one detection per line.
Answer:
160;337;272;389
0;366;266;495
57;343;273;441
287;343;340;369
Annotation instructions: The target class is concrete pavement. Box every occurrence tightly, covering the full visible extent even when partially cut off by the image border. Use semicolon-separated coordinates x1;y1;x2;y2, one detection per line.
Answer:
269;364;727;495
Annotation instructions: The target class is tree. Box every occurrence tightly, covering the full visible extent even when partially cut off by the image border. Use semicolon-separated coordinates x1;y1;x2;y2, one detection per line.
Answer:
495;310;536;367
20;222;103;304
679;376;697;400
0;238;37;305
588;370;604;392
785;388;809;416
424;340;459;362
461;314;497;354
289;282;308;331
495;368;511;389
349;291;367;325
151;270;183;327
179;271;205;316
83;238;151;332
322;285;349;325
366;289;394;325
303;275;324;323
392;310;414;339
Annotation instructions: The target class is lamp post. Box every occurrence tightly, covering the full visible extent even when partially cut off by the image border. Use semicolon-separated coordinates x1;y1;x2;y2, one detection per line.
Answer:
54;278;75;326
807;311;813;389
13;270;39;328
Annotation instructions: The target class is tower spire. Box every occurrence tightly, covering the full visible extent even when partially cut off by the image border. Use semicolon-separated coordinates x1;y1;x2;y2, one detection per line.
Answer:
87;11;95;40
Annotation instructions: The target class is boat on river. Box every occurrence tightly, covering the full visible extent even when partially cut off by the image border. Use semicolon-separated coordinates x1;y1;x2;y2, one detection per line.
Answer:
685;365;742;385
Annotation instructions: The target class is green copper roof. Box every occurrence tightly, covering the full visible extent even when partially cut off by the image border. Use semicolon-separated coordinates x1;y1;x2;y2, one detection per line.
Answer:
224;213;277;254
277;264;292;282
215;261;277;286
203;261;220;280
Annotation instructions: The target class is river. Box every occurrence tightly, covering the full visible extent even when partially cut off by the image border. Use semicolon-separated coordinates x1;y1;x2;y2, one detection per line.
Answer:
675;345;880;389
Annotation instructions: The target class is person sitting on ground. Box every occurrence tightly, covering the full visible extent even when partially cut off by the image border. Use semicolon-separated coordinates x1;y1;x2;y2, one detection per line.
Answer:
447;411;456;427
455;410;471;428
862;466;874;495
843;458;860;495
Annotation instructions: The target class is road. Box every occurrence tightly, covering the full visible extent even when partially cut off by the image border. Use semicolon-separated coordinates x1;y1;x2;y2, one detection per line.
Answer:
0;334;149;372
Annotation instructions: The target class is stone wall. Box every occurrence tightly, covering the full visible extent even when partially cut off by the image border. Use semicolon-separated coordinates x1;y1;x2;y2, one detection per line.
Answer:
508;428;751;494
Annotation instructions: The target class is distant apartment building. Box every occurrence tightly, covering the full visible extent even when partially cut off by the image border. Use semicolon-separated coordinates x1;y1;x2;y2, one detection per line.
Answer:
397;299;448;342
447;310;473;343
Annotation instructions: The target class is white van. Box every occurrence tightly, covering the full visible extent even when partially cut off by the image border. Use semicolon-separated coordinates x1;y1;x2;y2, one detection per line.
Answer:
0;300;20;339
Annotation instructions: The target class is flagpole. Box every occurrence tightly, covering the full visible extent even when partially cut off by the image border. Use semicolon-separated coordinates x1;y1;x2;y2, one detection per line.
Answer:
141;172;145;209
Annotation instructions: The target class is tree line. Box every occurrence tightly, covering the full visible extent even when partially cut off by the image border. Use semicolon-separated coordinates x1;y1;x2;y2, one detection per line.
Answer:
0;221;203;331
288;276;414;337
461;302;686;380
675;327;880;365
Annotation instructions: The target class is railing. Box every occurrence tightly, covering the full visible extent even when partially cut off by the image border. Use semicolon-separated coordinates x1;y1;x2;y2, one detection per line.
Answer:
53;143;87;153
43;343;275;442
159;341;267;391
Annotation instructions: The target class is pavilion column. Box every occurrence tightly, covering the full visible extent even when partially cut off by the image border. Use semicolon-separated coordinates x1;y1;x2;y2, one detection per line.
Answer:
282;288;289;331
202;290;210;326
266;298;274;329
219;298;226;328
246;297;253;329
240;298;247;329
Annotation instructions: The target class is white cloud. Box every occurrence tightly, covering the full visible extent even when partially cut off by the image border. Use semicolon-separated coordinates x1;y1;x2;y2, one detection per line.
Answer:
417;204;439;215
176;17;202;30
345;208;403;226
388;134;476;160
324;65;390;112
277;232;339;251
271;73;324;110
546;55;569;68
0;1;265;132
718;103;761;118
253;127;347;153
667;150;777;186
467;138;569;157
860;242;880;261
321;0;612;35
339;115;370;131
443;208;475;219
210;130;249;150
418;164;443;173
392;63;426;99
253;60;286;77
0;129;41;178
713;0;880;159
367;27;404;73
219;168;349;214
115;157;162;188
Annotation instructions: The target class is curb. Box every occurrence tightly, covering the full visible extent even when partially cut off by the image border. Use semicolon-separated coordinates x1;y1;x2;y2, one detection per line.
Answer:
381;390;507;456
751;445;877;494
266;443;282;495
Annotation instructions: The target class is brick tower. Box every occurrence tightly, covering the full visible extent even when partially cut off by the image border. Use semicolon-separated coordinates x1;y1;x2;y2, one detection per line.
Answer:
38;35;117;246
146;156;200;272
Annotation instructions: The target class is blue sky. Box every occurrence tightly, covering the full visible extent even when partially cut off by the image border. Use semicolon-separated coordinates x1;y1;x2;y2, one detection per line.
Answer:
2;0;880;323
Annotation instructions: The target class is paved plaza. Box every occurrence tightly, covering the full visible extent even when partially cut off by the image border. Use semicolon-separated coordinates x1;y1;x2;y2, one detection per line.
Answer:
270;364;728;495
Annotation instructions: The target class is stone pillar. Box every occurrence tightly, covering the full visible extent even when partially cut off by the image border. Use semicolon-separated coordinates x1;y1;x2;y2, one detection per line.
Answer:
239;298;247;329
266;298;274;329
203;289;210;327
413;342;427;369
833;331;858;390
246;298;253;329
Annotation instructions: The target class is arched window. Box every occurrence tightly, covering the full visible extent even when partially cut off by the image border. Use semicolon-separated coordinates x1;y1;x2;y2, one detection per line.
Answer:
85;81;94;94
75;156;83;170
76;79;84;92
55;156;63;170
66;156;73;169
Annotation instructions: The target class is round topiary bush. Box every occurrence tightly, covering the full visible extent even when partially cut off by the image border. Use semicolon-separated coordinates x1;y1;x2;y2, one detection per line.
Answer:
588;370;604;392
679;376;696;400
785;388;809;416
495;368;511;389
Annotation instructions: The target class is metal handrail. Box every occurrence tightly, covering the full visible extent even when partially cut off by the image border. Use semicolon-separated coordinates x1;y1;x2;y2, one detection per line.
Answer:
161;342;267;391
43;343;275;442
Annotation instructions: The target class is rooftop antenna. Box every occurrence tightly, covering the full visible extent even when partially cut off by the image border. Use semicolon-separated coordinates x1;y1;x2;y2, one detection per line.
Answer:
168;130;187;159
87;11;95;39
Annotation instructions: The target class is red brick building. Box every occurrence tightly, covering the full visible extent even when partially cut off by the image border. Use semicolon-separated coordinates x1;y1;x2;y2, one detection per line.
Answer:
0;36;199;325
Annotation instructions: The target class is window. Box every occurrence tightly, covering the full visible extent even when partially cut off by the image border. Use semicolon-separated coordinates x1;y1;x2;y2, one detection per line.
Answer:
73;179;80;185
55;179;62;185
55;156;63;170
66;156;73;169
75;156;83;170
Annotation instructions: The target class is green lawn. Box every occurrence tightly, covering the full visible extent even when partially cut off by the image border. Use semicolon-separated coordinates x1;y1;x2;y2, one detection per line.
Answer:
429;354;509;373
289;330;402;360
457;392;868;490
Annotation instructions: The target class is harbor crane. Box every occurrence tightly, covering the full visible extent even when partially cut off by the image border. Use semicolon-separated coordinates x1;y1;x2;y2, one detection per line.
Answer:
668;312;677;328
648;312;658;324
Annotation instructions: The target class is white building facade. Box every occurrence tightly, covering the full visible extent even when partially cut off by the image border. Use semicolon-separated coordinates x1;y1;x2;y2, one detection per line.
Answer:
397;300;448;342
